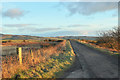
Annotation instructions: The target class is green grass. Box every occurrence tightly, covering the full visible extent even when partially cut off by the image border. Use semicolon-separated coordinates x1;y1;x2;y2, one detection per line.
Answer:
13;40;75;78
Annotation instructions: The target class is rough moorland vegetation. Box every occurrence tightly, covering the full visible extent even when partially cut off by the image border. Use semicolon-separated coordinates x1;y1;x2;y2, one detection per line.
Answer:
13;41;75;78
2;40;75;78
97;27;120;52
77;27;120;54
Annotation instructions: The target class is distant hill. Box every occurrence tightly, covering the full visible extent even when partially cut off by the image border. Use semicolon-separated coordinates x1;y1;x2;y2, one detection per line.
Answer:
1;34;49;40
57;36;98;40
0;34;98;40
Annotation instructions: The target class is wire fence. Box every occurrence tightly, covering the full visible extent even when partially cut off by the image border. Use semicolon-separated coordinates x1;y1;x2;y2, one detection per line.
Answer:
2;40;66;78
2;41;60;56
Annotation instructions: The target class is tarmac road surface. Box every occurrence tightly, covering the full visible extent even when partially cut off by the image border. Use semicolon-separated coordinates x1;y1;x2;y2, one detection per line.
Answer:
65;40;118;78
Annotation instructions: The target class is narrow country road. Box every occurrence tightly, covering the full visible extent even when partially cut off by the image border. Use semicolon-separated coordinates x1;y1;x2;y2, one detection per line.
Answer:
65;40;118;78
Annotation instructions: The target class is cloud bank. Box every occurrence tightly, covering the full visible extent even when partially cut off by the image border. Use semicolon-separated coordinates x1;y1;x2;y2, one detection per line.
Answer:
31;28;61;32
37;30;93;37
62;2;117;15
67;24;89;27
3;8;28;19
4;24;37;27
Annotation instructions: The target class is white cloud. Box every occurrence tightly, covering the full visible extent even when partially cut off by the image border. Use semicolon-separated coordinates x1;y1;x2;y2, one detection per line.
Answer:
2;8;28;19
4;24;37;27
67;24;89;27
82;31;88;35
31;28;61;32
62;2;118;15
0;28;2;33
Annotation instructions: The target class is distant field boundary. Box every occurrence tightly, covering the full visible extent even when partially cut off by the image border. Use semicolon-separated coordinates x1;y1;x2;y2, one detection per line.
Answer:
2;40;63;56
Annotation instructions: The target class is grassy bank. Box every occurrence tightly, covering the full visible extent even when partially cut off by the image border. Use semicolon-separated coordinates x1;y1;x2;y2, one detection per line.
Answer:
76;40;119;55
13;40;75;78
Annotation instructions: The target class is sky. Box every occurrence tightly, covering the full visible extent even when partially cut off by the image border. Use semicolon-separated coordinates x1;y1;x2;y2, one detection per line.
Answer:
1;2;118;37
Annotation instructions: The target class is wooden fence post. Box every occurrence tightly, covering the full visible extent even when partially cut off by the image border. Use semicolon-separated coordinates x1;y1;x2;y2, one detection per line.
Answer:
30;49;34;60
17;47;22;65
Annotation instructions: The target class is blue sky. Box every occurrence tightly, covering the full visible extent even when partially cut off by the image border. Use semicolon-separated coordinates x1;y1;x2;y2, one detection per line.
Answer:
1;2;118;37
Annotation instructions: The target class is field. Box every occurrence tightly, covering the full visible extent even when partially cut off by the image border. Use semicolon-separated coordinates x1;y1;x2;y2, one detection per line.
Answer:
1;39;75;78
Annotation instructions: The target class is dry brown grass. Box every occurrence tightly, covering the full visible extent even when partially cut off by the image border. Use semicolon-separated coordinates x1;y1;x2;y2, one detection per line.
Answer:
2;40;66;78
2;41;42;46
79;39;118;53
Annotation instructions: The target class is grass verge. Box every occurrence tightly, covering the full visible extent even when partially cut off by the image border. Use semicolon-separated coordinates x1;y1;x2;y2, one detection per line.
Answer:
13;40;75;78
